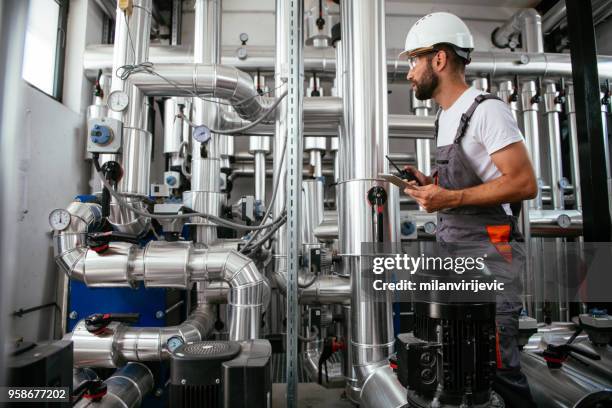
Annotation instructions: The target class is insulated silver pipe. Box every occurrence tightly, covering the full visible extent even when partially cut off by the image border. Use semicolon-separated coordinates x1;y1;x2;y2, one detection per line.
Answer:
340;0;403;405
412;93;432;213
566;85;582;211
492;9;543;53
272;0;288;307
497;80;521;126
105;0;153;199
254;151;267;203
54;202;266;341
84;45;612;80
542;1;566;34
68;304;215;368
544;83;565;210
298;275;350;305
302;179;325;245
601;91;612;216
74;363;154;408
522;81;543;210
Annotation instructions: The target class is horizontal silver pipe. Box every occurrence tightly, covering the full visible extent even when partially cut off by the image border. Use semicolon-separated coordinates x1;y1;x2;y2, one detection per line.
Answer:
54;201;267;341
84;45;612;79
520;352;612;408
299;275;351;305
74;362;154;408
67;304;215;368
221;111;435;139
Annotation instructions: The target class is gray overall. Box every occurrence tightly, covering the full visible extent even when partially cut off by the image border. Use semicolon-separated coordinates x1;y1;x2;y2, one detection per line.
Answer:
434;94;535;407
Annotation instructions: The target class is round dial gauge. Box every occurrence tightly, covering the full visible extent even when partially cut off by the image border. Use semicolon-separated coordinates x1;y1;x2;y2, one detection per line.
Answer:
239;32;249;43
107;90;129;112
166;335;185;353
193;125;212;143
49;209;71;231
557;214;572;229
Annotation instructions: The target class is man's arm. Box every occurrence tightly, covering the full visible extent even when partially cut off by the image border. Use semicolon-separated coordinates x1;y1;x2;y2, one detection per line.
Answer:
405;141;537;212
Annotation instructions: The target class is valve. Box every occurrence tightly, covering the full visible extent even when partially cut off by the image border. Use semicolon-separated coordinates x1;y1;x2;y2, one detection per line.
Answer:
85;313;140;335
73;379;107;403
317;337;345;384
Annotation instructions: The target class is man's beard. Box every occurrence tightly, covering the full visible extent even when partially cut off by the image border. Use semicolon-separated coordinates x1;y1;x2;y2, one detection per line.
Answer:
413;63;439;100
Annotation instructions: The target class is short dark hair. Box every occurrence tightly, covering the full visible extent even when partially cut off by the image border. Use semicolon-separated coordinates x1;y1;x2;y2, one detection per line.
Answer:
434;43;468;72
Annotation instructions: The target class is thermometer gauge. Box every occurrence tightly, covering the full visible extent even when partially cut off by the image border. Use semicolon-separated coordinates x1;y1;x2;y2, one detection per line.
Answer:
193;125;212;143
49;209;71;231
107;90;129;112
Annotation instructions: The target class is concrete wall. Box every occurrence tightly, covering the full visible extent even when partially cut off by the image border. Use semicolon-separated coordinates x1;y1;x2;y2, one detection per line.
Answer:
9;0;104;341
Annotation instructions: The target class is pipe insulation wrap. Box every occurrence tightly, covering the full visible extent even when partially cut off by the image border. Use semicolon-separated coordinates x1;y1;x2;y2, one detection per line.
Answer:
54;202;267;342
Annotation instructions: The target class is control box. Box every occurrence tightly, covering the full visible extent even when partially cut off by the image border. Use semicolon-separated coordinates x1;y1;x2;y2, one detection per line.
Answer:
87;117;123;153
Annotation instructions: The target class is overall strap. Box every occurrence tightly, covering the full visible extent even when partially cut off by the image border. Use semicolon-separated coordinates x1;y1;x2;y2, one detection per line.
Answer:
433;107;442;140
454;94;502;144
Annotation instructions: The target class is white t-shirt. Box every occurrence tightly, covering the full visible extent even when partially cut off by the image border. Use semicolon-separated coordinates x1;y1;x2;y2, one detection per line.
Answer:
436;87;524;215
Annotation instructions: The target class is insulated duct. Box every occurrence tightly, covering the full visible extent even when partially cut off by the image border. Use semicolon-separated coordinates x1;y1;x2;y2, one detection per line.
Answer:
53;202;267;341
83;45;612;80
73;363;154;407
68;304;215;368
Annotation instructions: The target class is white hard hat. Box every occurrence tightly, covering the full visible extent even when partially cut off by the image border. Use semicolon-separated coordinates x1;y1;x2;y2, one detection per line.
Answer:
400;12;474;60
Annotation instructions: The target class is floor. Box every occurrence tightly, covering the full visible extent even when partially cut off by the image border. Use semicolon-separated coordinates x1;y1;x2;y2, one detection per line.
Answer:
272;383;355;408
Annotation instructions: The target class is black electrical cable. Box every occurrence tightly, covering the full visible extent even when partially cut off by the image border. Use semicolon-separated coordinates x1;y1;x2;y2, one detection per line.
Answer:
92;154;286;231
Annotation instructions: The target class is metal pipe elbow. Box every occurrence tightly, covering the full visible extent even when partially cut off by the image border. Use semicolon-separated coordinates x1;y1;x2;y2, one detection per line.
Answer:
201;250;266;340
53;202;102;282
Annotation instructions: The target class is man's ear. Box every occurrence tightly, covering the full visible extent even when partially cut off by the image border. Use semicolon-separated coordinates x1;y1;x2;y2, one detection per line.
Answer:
433;50;447;73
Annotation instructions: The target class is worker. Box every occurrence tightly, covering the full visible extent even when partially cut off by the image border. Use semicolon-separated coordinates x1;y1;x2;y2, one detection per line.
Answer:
399;12;538;408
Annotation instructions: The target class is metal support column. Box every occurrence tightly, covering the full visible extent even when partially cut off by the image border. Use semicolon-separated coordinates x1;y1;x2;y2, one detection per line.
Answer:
285;0;304;406
566;0;612;241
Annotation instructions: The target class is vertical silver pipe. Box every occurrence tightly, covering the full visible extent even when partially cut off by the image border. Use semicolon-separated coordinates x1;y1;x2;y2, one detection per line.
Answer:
272;0;289;299
106;0;153;197
566;85;582;211
497;80;522;127
334;40;345;183
254;151;267;203
499;80;532;314
340;1;402;406
192;0;223;245
412;94;432;179
544;83;568;321
471;77;488;92
544;83;565;210
309;150;323;178
521;81;543;210
521;10;544;53
601;91;612;217
301;179;324;244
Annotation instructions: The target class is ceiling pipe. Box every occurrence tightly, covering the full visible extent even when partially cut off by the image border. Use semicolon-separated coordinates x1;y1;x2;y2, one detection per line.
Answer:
84;45;612;80
492;8;544;53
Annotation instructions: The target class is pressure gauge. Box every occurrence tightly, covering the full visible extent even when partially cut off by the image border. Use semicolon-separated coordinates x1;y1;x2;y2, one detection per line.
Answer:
166;335;185;353
49;209;71;231
239;32;249;44
557;214;572;229
107;90;129;112
423;221;437;235
193;125;212;143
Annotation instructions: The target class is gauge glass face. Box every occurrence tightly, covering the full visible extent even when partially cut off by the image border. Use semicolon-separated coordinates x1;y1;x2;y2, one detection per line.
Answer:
167;336;184;353
108;90;129;112
49;209;71;230
193;125;212;143
239;32;249;43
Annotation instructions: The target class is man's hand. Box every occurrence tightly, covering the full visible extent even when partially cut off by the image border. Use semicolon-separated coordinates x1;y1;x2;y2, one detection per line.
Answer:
404;184;462;212
403;165;433;186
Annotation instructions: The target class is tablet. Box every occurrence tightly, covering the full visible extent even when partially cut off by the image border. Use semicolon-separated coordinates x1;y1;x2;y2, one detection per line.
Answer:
378;173;417;190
